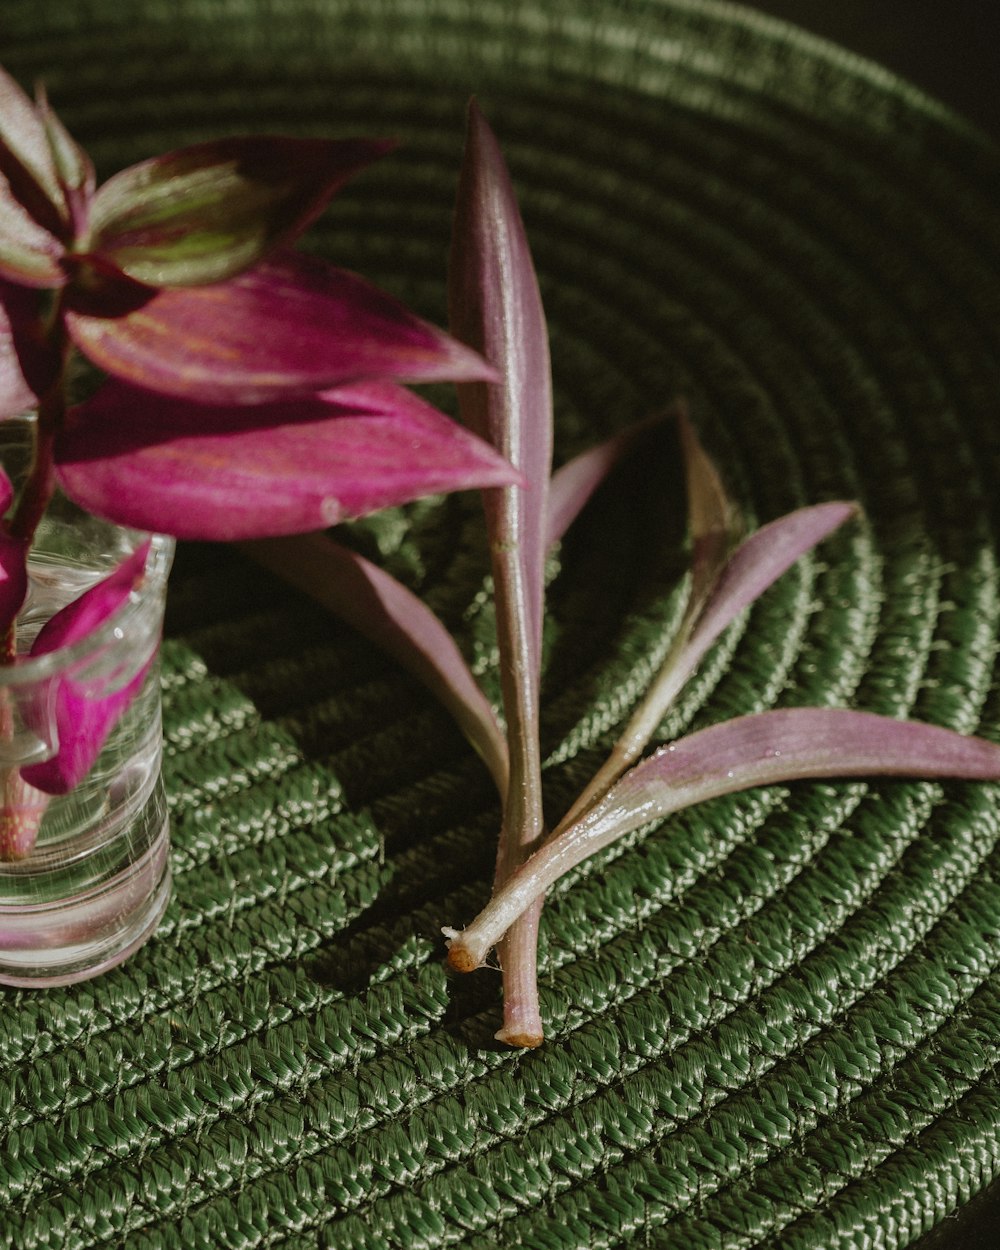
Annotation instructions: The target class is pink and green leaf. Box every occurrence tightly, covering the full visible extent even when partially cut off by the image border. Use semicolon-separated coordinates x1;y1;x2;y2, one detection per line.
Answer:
65;251;495;403
242;531;510;796
0;66;68;238
88;136;393;287
446;708;1000;969
0;193;66;288
55;378;520;540
448;99;554;1046
21;541;152;794
36;84;95;240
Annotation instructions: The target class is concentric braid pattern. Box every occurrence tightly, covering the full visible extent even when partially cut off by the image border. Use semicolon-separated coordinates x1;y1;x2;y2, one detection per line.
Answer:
1;2;999;1247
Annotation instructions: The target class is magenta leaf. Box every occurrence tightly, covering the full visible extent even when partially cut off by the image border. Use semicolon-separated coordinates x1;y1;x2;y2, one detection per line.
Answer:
55;378;520;540
65;251;495;403
242;531;510;796
89;136;392;287
448;100;554;1046
446;708;1000;969
20;541;152;794
449;101;552;662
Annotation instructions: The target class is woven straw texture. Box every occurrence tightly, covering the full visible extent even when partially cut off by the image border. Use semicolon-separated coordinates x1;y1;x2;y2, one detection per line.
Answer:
3;1;1000;1247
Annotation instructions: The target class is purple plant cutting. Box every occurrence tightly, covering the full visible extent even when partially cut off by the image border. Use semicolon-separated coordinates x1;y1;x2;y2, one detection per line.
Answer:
248;102;1000;1046
0;67;519;858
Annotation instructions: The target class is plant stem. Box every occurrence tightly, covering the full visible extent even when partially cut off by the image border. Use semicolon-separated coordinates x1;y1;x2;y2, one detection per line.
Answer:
0;309;68;860
9;382;62;546
489;556;547;1047
493;897;544;1046
0;769;50;860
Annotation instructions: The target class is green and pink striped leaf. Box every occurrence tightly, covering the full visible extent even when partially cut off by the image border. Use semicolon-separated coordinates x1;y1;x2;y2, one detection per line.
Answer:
88;136;392;287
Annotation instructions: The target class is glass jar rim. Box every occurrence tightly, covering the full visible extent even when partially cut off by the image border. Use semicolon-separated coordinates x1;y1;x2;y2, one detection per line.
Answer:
0;531;175;688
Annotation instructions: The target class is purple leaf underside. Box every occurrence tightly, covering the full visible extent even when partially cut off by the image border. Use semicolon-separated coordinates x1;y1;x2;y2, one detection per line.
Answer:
242;531;509;795
682;501;859;681
449;708;1000;967
0;195;65;288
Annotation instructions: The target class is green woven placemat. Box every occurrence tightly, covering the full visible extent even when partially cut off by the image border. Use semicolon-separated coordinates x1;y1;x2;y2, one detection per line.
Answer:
3;2;1000;1247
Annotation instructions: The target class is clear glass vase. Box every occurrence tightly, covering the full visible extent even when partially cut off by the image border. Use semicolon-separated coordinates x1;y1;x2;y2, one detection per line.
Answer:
0;417;174;987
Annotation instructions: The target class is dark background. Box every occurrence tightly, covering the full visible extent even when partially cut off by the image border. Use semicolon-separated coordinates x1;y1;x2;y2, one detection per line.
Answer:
745;4;998;1248
747;1;998;138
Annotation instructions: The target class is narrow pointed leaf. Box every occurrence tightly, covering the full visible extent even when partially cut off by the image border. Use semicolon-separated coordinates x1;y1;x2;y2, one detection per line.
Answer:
242;531;509;795
448;100;553;1046
21;542;152;794
56;378;521;540
447;708;1000;969
677;401;741;611
682;500;859;681
565;499;858;826
65;251;495;403
665;497;855;715
449;101;552;661
90;136;392;287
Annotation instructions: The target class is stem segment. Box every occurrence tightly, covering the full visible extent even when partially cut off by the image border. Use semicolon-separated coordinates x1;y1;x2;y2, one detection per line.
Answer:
0;305;69;860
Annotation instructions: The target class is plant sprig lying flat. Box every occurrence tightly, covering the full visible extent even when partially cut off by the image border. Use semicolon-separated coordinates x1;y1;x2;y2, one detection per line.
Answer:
0;67;518;858
248;102;1000;1045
